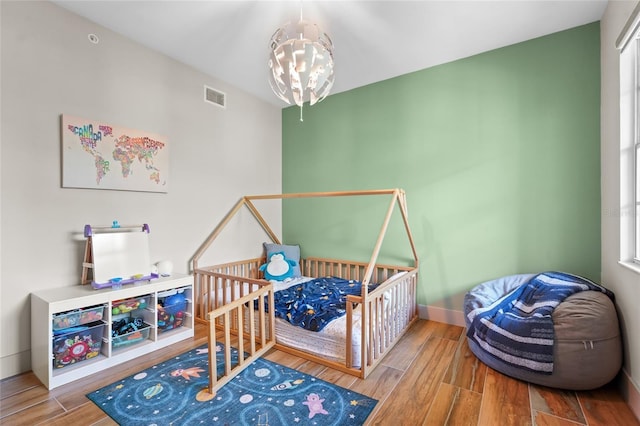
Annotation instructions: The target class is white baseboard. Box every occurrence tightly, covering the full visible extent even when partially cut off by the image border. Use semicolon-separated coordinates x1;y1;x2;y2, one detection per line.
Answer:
619;368;640;422
0;350;31;381
418;304;466;327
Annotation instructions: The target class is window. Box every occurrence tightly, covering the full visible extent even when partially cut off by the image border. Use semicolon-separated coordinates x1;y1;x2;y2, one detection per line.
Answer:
629;34;640;264
636;122;639;261
618;6;640;268
635;38;640;261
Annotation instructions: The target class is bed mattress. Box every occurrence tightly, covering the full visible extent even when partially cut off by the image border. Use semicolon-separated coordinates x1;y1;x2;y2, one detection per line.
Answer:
271;277;363;367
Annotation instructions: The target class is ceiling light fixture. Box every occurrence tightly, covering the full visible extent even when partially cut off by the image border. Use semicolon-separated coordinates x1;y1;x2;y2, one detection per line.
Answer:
268;10;334;121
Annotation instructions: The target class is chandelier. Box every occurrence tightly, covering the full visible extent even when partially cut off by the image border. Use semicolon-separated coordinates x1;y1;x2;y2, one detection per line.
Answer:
268;18;335;121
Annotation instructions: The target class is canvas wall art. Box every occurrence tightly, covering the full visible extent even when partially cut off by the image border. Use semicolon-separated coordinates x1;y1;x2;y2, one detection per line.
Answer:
62;115;168;193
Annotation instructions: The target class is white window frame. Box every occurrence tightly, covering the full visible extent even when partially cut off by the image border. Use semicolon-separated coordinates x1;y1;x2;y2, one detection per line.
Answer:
617;4;640;271
636;55;640;262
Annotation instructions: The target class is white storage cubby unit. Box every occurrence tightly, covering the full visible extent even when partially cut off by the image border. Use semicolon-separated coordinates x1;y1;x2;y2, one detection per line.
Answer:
31;274;193;389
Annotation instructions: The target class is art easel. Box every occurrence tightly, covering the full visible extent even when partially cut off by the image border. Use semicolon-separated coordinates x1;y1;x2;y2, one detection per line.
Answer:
82;222;158;289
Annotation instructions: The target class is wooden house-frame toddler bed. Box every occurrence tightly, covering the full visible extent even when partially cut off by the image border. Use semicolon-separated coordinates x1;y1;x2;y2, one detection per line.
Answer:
192;189;419;396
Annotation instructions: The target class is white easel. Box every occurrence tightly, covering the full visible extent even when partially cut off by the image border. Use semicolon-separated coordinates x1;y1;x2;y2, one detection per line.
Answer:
82;222;157;289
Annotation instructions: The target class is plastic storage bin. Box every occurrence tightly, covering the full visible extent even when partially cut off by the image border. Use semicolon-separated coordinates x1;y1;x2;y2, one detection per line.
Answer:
111;295;151;349
52;321;105;369
52;305;105;331
157;290;188;333
112;322;151;349
111;296;149;316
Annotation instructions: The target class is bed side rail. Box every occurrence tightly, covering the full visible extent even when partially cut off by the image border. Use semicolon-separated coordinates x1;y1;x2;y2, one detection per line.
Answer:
194;258;264;322
347;268;419;376
206;282;275;396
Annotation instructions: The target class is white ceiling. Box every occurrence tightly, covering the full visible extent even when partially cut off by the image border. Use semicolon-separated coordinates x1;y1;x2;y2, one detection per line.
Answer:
51;0;608;107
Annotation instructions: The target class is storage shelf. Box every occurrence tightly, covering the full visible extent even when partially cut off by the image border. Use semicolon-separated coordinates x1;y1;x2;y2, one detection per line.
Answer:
31;274;194;389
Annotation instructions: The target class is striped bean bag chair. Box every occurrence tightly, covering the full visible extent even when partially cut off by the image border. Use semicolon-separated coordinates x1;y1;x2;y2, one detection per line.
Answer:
464;272;622;390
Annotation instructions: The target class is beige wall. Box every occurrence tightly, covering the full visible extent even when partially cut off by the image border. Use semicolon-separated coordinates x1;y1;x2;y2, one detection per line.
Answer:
600;0;640;414
0;1;282;379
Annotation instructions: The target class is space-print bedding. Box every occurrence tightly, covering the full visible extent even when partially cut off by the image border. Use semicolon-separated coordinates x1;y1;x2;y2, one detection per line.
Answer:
271;277;364;367
272;276;376;332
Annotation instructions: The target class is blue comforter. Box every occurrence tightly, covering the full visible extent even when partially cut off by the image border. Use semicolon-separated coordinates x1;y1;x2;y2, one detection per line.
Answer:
466;271;614;374
273;277;375;332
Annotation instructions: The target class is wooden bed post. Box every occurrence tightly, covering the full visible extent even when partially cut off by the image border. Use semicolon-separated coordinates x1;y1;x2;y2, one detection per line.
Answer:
244;198;281;244
361;189;401;287
192;197;248;271
207;312;218;396
396;189;420;269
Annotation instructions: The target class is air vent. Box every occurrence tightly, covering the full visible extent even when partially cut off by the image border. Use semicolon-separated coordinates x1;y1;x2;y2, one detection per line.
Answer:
204;85;226;109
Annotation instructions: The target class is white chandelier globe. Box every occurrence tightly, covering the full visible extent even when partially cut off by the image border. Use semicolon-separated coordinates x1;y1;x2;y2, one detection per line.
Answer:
268;19;335;107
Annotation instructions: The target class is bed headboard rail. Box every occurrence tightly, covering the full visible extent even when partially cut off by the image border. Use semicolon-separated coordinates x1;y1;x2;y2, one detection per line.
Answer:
301;256;415;284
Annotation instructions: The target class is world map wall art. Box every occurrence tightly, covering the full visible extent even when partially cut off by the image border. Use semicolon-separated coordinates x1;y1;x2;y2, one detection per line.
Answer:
62;114;169;193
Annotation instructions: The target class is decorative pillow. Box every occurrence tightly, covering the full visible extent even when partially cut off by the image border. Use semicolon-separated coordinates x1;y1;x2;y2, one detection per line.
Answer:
259;252;297;281
263;243;301;277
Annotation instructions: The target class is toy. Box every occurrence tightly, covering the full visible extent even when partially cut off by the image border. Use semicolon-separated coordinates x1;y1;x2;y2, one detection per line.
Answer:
157;291;187;332
53;323;104;369
163;293;187;315
111;316;145;337
157;307;171;329
82;223;156;289
111;297;147;315
52;306;104;330
109;277;123;289
157;305;184;331
259;252;297;281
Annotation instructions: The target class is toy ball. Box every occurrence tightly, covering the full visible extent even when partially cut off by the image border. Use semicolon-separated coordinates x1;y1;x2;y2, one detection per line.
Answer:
164;293;186;315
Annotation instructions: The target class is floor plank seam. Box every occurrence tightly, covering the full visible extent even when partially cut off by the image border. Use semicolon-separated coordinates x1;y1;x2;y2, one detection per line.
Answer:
54;396;66;413
574;392;592;426
535;409;588;425
475;361;489;426
528;383;535;426
378;362;411;375
0;384;40;402
420;381;439;425
379;337;429;374
366;363;414;423
33;400;93;426
0;397;52;421
571;390;589;426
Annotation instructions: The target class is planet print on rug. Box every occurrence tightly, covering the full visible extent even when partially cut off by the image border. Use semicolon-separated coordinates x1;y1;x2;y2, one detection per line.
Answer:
86;343;377;425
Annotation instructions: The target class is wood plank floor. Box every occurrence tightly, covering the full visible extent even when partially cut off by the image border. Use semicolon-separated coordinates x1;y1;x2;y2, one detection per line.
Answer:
1;320;638;425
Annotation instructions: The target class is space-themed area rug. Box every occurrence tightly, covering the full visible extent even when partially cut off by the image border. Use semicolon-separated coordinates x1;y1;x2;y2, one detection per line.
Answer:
86;343;377;425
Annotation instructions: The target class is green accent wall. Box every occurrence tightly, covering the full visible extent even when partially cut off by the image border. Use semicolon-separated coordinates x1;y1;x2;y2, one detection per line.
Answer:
282;23;601;308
